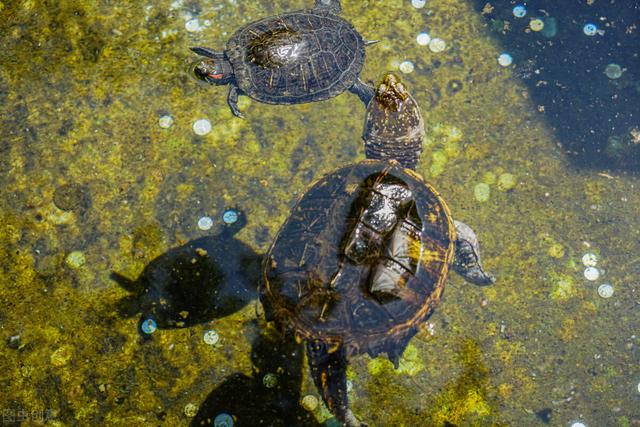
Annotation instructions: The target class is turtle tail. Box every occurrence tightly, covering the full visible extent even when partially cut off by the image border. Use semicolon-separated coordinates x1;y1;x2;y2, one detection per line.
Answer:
314;0;342;14
307;340;365;426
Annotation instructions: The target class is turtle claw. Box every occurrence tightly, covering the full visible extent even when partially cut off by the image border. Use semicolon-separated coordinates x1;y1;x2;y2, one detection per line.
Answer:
453;220;495;286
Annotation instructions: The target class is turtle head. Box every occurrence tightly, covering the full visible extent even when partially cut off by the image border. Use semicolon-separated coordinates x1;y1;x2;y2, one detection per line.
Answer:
190;47;234;85
362;73;425;170
375;73;410;111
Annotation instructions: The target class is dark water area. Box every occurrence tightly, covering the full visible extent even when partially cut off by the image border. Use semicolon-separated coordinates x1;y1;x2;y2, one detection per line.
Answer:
471;0;640;172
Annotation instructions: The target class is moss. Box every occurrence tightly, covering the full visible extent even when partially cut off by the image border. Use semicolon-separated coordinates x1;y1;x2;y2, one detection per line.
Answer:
426;340;499;426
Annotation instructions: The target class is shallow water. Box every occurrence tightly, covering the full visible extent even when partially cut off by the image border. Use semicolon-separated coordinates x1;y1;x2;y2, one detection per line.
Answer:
1;0;639;426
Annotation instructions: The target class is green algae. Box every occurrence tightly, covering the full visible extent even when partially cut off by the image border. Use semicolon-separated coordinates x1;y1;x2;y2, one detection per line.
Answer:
474;182;491;202
1;0;639;426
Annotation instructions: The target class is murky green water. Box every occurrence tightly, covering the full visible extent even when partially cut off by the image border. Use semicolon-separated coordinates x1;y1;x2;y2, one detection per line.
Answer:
1;0;638;426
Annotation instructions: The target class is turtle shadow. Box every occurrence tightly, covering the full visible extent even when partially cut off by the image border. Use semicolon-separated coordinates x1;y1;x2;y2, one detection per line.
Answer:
190;327;322;427
111;212;262;334
469;0;640;172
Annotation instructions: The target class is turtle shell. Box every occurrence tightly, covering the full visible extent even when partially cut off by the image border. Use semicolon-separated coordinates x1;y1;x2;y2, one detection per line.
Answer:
261;160;456;360
225;8;365;104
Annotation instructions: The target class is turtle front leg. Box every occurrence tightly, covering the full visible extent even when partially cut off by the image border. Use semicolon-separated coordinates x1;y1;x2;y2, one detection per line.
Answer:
227;85;245;118
306;341;367;427
349;78;375;107
453;220;495;286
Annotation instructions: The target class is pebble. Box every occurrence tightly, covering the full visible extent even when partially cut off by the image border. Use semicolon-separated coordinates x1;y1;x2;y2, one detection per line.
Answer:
498;53;513;67
158;115;174;129
497;173;516;191
214;413;234;427
597;283;614;298
583;267;600;281
50;345;73;367
263;373;278;388
411;0;426;8
193;118;212;136
483;171;497;185
346;380;353;392
300;394;319;411
184;403;198;417
429;38;446;53
53;183;89;212
185;19;201;32
548;243;565;259
474;183;491;202
222;209;239;224
141;318;157;334
399;60;415;74
204;329;220;345
198;216;214;231
570;422;587;427
583;23;598;36
512;5;527;18
529;18;544;32
416;32;431;46
581;253;598;267
65;251;86;269
604;63;623;80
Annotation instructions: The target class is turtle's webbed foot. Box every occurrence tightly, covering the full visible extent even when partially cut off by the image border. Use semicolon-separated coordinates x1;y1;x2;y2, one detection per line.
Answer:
227;85;245;118
453;220;495;286
350;78;375;106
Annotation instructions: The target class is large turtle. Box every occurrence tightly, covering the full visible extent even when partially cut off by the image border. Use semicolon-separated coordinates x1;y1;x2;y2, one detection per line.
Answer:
190;0;376;118
260;73;495;426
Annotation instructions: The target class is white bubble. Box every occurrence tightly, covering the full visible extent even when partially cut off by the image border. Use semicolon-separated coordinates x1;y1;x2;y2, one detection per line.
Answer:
416;32;431;46
193;118;212;135
204;330;220;345
399;60;415;74
583;267;600;281
581;252;598;267
512;5;527;18
198;216;214;230
498;53;513;67
583;23;597;36
428;38;446;53
185;19;201;32
412;0;426;9
597;283;614;298
158;115;174;129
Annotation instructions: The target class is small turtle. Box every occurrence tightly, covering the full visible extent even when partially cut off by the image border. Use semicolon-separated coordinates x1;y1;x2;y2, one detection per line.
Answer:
190;0;376;118
260;73;494;426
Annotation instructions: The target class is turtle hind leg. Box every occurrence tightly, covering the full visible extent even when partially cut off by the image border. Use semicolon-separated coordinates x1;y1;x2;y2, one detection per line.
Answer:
227;85;245;118
453;220;495;286
306;340;367;427
349;78;375;107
